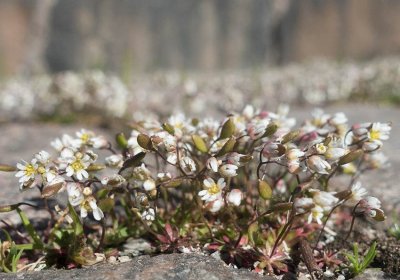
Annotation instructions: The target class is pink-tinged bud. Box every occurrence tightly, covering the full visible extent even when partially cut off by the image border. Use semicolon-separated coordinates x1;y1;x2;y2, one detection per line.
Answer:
307;155;331;174
206;157;220;173
227;189;243;206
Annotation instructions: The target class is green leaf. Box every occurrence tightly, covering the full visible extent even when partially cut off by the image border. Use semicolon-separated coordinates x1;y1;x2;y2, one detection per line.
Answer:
16;208;43;249
67;203;83;237
362;242;377;270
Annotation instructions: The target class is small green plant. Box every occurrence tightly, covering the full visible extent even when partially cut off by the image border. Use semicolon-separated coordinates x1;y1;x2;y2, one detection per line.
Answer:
345;242;377;277
388;223;400;240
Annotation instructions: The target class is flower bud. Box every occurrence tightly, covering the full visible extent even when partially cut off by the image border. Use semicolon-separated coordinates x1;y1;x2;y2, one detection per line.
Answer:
206;157;220;173
219;164;238;177
227;189;243;206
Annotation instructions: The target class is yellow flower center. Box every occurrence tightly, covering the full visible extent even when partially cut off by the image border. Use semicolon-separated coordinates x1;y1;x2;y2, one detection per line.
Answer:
37;166;46;174
81;133;90;143
208;184;220;195
369;129;380;141
25;164;36;176
71;159;84;171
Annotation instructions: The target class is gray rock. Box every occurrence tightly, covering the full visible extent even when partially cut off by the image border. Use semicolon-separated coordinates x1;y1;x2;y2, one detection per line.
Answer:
353;268;398;280
0;254;270;280
121;238;154;257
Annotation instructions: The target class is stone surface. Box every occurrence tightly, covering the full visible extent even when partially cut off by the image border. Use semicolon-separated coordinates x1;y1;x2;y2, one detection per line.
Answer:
0;253;269;280
353;268;397;280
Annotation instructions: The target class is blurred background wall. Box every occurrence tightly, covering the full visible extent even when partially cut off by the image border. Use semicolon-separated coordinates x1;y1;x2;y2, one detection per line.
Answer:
1;0;400;76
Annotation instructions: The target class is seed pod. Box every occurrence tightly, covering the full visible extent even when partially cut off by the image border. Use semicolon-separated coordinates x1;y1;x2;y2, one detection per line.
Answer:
0;204;19;213
162;123;175;135
281;130;299;144
42;182;65;198
162;178;183;188
0;164;17;172
115;133;128;149
372;209;386;222
216;137;236;157
219;118;235;139
271;202;293;212
137;134;153;150
86;164;106;171
334;190;352;200
119;152;146;173
98;198;115;213
262;122;278;138
192;135;208;153
258;180;272;200
338;150;363;165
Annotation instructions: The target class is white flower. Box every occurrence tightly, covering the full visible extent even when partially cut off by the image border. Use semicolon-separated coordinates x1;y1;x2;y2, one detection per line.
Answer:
141;208;156;222
359;196;381;210
63;150;92;180
286;148;305;161
51;134;81;152
324;147;347;160
16;159;38;188
35;150;51;165
206;157;220;173
307;155;331;174
67;183;84;206
329;112;347;125
310;189;339;210
206;197;224;213
198;178;226;202
84;197;104;221
294;197;314;214
67;183;104;221
247;119;269;140
91;136;108;149
308;205;324;224
227;189;243;206
105;154;123;168
314;143;327;154
349;182;368;203
368;122;391;143
219;164;238;177
76;129;95;145
143;179;156;191
180;156;196;174
358;196;385;221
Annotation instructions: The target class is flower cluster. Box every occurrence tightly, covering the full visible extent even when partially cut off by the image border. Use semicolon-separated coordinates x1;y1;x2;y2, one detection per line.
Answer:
0;105;391;276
